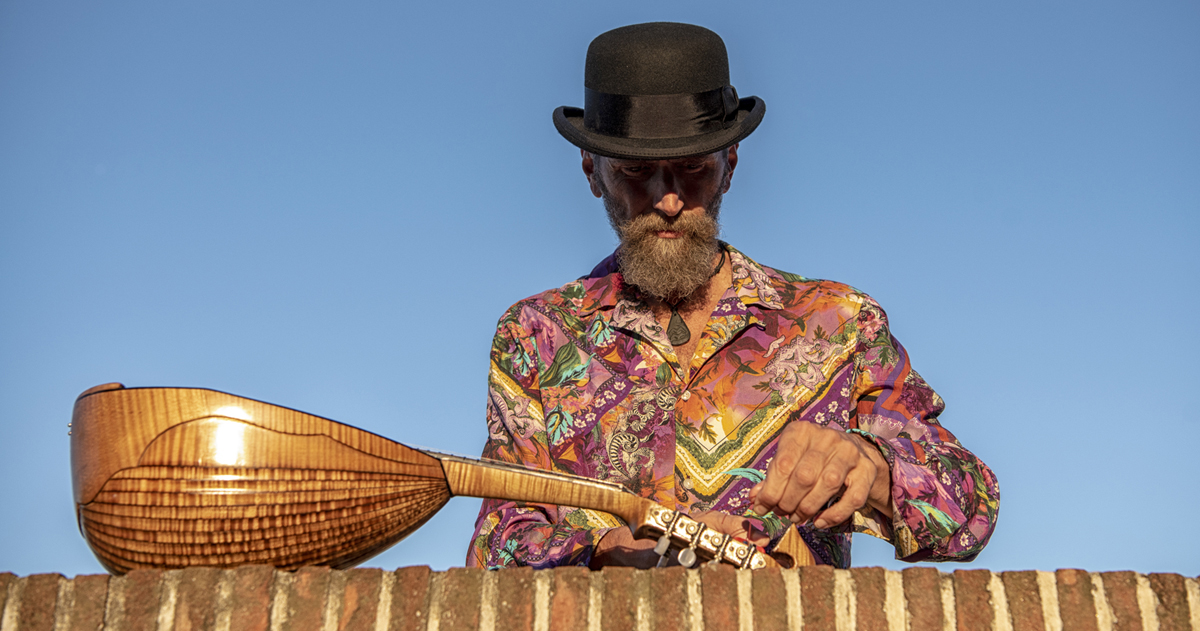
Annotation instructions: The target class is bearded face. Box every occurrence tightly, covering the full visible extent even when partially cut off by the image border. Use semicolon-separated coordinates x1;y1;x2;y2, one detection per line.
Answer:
593;156;727;304
606;193;723;303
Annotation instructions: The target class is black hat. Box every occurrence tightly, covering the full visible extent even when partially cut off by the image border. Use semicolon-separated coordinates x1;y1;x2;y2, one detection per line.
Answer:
553;22;765;160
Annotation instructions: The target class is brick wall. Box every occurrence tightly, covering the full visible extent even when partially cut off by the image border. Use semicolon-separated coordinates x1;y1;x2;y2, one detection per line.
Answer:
2;566;1198;630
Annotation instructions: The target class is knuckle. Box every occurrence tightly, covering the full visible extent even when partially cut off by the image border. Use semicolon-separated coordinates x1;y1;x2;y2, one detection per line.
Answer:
772;452;799;474
756;484;781;506
844;486;868;508
793;464;820;487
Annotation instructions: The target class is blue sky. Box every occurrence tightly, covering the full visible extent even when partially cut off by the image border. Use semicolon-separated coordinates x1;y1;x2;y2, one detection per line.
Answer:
1;1;1197;576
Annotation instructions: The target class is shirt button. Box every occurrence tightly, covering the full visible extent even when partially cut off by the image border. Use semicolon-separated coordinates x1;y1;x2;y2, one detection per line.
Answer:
680;390;691;401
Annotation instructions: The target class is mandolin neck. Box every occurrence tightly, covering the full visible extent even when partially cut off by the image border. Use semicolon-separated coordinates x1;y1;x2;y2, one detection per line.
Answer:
432;451;815;569
433;453;654;526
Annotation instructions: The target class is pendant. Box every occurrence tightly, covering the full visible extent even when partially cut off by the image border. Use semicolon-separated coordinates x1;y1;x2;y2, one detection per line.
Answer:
667;308;691;345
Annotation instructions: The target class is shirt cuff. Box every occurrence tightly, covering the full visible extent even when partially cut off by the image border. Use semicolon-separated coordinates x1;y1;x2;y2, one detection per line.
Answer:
844;428;900;544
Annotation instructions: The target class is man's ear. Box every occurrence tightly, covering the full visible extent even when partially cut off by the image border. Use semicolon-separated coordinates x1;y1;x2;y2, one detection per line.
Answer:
722;143;739;193
582;150;603;198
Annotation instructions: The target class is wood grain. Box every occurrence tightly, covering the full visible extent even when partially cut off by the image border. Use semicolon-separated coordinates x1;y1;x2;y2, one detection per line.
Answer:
71;384;812;573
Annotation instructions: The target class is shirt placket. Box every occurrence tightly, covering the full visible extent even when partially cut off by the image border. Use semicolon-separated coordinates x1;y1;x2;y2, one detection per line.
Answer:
607;287;769;509
671;289;766;511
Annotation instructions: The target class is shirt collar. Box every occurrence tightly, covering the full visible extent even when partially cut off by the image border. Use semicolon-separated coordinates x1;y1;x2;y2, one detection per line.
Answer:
576;243;785;323
726;245;785;310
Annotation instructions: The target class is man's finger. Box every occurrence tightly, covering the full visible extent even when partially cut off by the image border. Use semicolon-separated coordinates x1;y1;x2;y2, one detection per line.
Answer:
771;447;839;521
795;436;863;518
813;463;874;529
693;511;744;537
752;425;811;515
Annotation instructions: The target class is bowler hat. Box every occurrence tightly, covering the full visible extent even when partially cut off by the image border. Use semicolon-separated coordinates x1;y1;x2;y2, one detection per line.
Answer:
553;22;765;160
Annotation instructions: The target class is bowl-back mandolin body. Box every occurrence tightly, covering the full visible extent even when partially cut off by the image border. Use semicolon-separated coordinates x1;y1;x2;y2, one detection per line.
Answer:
71;384;457;573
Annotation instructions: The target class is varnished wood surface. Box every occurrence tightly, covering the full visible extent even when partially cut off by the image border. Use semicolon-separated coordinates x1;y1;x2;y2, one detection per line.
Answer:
71;385;450;573
438;454;654;526
71;384;812;573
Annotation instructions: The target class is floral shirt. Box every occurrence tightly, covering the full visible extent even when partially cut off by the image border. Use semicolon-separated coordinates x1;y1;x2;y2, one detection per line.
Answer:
467;246;999;568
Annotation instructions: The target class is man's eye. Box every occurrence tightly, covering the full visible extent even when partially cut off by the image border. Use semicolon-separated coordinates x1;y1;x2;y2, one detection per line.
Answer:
621;167;646;175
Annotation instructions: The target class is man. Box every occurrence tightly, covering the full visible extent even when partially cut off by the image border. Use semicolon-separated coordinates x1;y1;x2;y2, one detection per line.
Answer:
467;22;998;569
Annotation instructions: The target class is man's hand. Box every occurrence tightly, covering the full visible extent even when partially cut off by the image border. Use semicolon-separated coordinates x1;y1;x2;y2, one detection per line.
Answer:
589;511;769;569
750;423;893;529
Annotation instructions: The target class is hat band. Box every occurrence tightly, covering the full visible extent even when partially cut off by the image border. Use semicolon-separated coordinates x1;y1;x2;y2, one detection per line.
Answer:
583;85;740;140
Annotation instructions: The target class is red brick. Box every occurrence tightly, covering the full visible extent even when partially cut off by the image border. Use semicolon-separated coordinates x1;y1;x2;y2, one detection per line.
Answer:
67;574;110;631
439;567;483;631
648;566;689;631
227;566;274;631
752;567;789;631
1099;572;1142;631
954;569;994;631
1147;573;1189;631
1001;571;1046;631
548;566;590;631
600;566;640;631
389;566;432;631
122;569;166;631
799;565;836;631
851;567;888;631
902;567;944;631
21;568;1196;631
284;566;331;631
173;567;221;631
701;564;739;631
18;573;63;631
495;566;535;631
338;568;383;631
1056;569;1099;631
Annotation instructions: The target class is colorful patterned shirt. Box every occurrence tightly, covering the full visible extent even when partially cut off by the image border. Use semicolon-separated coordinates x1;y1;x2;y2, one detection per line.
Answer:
467;246;999;568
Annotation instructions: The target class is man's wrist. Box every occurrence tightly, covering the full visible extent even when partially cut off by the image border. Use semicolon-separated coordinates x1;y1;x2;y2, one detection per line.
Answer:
847;430;894;518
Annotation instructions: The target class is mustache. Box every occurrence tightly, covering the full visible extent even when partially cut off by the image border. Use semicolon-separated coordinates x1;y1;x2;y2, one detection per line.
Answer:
617;211;717;241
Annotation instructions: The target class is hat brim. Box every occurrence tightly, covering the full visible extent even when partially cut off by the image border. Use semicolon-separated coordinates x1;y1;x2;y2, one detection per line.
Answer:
553;96;765;160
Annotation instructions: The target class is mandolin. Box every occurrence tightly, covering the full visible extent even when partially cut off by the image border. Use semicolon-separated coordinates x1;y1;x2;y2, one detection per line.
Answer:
70;383;814;574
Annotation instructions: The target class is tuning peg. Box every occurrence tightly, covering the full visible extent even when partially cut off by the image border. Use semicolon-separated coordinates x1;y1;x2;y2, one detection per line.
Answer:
654;534;671;568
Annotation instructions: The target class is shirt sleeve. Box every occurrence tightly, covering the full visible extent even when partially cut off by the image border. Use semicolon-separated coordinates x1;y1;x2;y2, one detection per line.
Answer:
847;295;1001;562
465;307;618;569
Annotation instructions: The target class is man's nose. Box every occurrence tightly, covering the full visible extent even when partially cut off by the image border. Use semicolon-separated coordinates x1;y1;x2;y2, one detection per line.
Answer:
650;170;685;216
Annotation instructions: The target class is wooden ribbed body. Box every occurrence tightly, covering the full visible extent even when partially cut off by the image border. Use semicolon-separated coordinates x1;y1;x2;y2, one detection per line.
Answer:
82;466;449;572
71;384;451;574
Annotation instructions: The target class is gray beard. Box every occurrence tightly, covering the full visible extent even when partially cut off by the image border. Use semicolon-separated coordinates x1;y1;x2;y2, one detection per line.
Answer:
603;192;724;304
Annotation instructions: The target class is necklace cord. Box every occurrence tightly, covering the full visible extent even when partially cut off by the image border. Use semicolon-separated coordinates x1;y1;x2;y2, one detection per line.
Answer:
665;248;726;346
